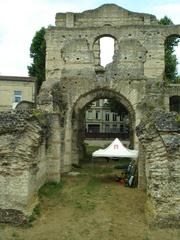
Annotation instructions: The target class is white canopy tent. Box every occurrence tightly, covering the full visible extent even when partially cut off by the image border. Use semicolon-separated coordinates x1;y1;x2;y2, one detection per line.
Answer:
92;138;138;159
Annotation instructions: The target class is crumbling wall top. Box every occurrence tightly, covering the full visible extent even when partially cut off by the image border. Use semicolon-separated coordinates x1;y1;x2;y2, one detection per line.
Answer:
55;4;158;28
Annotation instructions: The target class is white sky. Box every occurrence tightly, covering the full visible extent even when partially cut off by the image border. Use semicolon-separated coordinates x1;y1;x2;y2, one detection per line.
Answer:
0;0;180;76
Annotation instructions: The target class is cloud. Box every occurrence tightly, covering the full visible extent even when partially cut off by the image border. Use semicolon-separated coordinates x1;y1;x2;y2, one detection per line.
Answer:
151;3;180;23
0;0;84;76
0;0;179;76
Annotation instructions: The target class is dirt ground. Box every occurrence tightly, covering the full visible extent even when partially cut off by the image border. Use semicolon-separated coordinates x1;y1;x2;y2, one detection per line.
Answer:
0;160;180;240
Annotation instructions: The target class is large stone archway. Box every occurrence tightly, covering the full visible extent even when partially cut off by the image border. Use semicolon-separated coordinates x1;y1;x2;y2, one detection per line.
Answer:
36;4;180;228
0;4;180;228
70;89;136;163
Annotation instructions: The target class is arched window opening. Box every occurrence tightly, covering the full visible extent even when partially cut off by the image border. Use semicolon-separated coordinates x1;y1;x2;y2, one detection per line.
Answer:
170;96;180;113
174;39;180;83
100;37;115;67
93;36;116;67
164;35;180;83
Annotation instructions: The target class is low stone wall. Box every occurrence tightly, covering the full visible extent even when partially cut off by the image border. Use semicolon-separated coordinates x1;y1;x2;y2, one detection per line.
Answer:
0;110;47;225
136;110;180;228
1;108;179;227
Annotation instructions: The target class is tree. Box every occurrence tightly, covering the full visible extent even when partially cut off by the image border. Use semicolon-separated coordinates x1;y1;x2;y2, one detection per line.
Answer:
159;16;179;83
28;27;46;93
108;99;128;116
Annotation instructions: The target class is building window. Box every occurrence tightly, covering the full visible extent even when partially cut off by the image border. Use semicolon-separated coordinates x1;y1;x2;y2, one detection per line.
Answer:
88;110;93;119
170;96;180;113
14;90;22;103
105;124;110;133
92;102;96;107
96;100;100;107
103;99;109;107
124;125;130;133
105;113;109;121
113;124;117;129
88;124;100;133
113;113;117;121
120;114;124;121
96;111;100;120
120;124;124;132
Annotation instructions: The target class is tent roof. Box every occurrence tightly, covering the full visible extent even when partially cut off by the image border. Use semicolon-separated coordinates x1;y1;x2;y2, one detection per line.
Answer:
92;138;138;158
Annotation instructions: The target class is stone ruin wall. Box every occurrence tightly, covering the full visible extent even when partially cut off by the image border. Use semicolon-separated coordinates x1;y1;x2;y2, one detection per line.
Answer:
137;110;180;228
0;110;61;224
0;109;179;227
0;4;180;227
38;3;180;174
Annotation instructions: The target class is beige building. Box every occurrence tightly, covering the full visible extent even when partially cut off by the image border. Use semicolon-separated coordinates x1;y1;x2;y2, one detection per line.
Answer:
0;75;36;111
85;99;130;136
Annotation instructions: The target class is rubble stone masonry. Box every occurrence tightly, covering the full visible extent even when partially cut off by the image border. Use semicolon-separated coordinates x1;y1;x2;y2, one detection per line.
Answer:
0;4;180;227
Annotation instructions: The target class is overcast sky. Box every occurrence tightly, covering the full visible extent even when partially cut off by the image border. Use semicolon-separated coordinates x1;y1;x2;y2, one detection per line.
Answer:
0;0;180;76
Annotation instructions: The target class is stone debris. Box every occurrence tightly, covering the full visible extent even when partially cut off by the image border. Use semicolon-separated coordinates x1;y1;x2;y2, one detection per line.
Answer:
67;171;81;176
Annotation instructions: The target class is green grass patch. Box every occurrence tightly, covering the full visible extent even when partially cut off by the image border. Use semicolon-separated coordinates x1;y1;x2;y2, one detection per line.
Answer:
11;232;24;240
12;232;24;240
73;198;96;212
86;145;100;154
85;176;101;194
28;204;41;225
114;158;131;168
90;165;113;174
38;181;63;198
85;145;100;160
0;224;5;230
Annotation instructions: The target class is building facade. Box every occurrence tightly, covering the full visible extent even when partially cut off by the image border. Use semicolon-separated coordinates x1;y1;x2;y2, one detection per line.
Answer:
85;99;130;135
0;75;36;111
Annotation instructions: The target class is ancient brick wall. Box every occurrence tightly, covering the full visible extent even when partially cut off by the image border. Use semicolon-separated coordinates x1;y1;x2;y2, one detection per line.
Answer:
0;4;180;227
0;110;47;225
136;110;180;228
38;4;180;172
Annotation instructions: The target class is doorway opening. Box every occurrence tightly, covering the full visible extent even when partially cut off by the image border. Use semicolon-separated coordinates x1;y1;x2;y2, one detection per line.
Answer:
170;95;180;113
71;93;138;188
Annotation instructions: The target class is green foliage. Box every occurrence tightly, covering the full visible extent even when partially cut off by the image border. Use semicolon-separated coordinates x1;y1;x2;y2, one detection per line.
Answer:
32;110;48;126
90;166;113;174
38;182;63;198
85;177;101;194
74;199;96;211
72;176;99;211
28;27;46;93
28;204;41;224
175;76;180;83
85;144;100;161
175;114;180;124
108;99;128;116
159;16;173;25
159;16;179;83
12;232;24;240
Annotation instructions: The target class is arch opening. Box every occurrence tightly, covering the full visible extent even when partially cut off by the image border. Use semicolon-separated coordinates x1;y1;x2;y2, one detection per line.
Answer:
70;89;140;187
164;34;180;83
93;35;117;67
170;95;180;113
